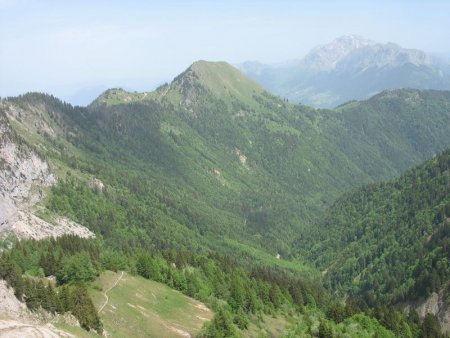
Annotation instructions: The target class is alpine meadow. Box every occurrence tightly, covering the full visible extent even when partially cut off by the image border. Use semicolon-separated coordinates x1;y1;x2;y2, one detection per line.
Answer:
1;1;450;337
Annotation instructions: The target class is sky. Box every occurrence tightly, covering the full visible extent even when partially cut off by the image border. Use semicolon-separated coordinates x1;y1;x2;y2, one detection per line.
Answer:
1;0;450;105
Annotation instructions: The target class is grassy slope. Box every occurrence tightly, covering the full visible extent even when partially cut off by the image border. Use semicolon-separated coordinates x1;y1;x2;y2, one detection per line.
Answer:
245;314;298;338
187;60;265;103
53;323;98;338
89;271;213;338
4;66;450;281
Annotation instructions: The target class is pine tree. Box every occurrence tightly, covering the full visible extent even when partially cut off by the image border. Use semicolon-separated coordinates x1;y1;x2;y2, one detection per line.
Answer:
46;282;61;313
422;313;442;338
318;320;333;338
203;307;238;338
327;302;346;323
69;285;103;333
58;285;71;312
233;308;249;330
36;280;49;310
0;257;24;299
24;279;38;310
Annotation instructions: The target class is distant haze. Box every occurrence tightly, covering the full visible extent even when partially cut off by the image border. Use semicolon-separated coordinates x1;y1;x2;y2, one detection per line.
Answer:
239;35;450;108
1;0;450;105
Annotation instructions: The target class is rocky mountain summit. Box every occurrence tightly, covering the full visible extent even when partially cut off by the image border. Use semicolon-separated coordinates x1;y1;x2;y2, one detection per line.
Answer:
240;35;450;107
300;35;431;71
300;35;376;71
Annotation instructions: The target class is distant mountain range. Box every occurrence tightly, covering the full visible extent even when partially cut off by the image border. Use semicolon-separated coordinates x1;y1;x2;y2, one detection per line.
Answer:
239;35;450;108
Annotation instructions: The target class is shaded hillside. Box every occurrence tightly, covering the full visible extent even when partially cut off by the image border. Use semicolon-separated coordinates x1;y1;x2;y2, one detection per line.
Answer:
2;62;450;337
3;63;450;261
323;89;450;180
298;148;450;305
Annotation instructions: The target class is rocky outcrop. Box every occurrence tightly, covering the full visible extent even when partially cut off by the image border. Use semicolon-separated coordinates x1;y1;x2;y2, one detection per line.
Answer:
417;290;450;333
88;177;105;193
401;287;450;333
10;212;95;240
0;141;56;204
0;281;78;337
0;109;93;240
0;280;27;318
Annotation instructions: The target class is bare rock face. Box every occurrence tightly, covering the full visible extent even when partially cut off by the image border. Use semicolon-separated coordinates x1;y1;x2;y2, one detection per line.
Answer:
416;290;450;333
301;35;376;71
0;109;93;240
0;141;56;203
0;280;27;319
0;281;77;337
88;177;105;193
11;212;95;240
402;288;450;334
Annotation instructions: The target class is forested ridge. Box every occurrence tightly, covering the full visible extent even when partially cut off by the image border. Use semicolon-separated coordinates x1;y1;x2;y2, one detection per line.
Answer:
299;149;450;305
1;61;450;336
2;234;443;337
7;67;450;258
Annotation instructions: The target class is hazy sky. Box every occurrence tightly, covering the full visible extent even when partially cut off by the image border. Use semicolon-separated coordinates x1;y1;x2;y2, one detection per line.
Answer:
1;0;449;105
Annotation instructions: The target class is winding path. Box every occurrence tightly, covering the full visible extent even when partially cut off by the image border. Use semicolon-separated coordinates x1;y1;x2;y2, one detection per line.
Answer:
99;271;124;313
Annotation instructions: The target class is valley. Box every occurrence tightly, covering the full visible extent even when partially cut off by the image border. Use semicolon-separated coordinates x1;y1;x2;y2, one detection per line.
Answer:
0;60;449;337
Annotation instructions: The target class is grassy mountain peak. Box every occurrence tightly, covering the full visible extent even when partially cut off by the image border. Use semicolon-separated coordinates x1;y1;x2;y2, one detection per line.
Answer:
89;87;150;107
180;60;264;97
90;61;266;109
153;60;269;113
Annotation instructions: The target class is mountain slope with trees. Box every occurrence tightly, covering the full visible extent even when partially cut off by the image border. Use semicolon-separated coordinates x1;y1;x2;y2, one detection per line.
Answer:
1;61;450;336
3;62;450;259
298;148;450;308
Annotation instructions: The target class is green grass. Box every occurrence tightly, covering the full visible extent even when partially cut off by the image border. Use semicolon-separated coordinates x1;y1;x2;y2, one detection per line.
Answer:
245;313;298;338
89;271;213;338
90;88;151;107
188;61;264;105
213;236;320;278
53;322;98;338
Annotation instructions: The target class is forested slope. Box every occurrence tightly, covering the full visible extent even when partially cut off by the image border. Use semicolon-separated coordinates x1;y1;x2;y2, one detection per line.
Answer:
2;61;450;336
299;148;450;305
3;62;450;261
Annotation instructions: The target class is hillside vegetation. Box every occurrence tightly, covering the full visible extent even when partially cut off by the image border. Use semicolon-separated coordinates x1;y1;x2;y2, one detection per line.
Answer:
1;61;450;336
299;148;450;306
4;62;450;259
89;271;213;338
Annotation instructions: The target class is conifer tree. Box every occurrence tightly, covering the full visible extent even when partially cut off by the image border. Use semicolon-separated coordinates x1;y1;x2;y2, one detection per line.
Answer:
70;285;103;333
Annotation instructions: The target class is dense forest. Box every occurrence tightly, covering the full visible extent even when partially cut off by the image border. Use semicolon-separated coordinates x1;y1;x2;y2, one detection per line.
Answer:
7;73;450;259
1;62;450;336
298;149;450;305
2;235;444;337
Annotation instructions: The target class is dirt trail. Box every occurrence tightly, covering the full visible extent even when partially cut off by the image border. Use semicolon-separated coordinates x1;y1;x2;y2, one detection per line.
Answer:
0;280;77;337
99;271;124;313
0;320;75;338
